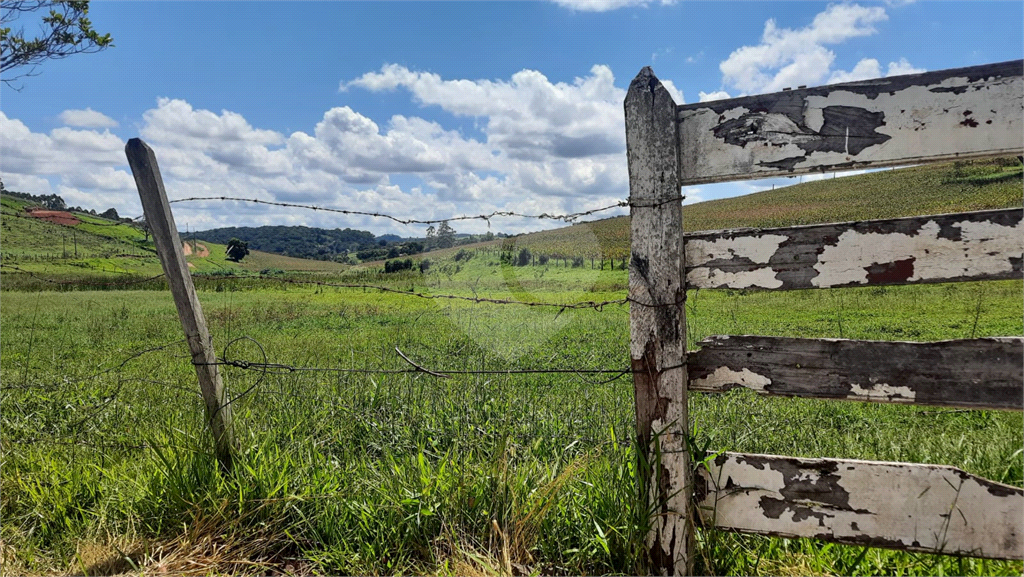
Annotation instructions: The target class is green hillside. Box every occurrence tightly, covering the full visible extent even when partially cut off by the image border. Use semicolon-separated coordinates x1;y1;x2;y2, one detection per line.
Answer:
502;157;1023;261
0;194;348;285
3;157;1020;284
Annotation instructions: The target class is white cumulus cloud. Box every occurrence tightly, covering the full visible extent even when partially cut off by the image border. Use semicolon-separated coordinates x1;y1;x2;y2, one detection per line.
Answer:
698;90;731;102
59;108;119;128
344;64;627;161
719;3;890;94
828;56;927;84
3;63;638;236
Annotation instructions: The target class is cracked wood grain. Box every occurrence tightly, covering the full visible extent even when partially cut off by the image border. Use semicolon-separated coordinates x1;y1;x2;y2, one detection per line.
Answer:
625;66;692;576
696;452;1024;560
126;138;236;471
684;208;1023;290
676;60;1024;185
687;336;1023;410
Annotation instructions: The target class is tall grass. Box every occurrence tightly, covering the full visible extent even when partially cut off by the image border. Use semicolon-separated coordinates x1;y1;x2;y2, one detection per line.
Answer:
2;275;1021;575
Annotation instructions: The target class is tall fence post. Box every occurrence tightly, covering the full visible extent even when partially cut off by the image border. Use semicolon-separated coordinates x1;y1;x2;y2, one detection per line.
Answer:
624;67;692;575
125;138;236;470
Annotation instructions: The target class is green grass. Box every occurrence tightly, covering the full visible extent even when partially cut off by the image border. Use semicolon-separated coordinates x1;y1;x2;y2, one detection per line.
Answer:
1;271;1021;575
2;160;1023;575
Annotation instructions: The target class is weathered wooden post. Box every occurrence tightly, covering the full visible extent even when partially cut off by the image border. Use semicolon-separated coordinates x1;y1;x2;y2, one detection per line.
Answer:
125;138;236;470
624;67;692;575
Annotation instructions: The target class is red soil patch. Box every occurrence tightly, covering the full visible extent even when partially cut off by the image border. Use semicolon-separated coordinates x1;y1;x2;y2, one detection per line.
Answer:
26;208;81;226
181;242;210;257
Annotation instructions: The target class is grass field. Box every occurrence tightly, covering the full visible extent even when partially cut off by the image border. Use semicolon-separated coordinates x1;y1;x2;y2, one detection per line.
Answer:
1;160;1022;575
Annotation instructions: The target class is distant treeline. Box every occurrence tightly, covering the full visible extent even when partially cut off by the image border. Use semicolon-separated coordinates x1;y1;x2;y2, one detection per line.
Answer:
197;224;512;263
196;225;380;261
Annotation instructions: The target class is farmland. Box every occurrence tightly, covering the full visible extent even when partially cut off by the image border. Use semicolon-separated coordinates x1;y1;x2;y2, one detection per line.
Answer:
1;159;1022;575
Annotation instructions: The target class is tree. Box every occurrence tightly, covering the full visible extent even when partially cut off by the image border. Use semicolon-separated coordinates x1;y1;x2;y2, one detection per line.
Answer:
1;0;113;87
436;220;456;249
225;238;249;262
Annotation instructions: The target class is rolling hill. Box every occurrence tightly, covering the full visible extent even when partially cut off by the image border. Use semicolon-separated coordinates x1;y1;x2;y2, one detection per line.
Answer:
2;156;1019;284
0;194;349;284
496;156;1023;262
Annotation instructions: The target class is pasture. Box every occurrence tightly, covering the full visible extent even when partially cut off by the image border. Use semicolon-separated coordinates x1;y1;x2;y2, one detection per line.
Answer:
2;157;1022;575
2;258;1021;574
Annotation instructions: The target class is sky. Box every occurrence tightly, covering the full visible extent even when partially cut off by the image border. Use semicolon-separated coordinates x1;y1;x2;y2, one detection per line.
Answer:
1;1;1021;236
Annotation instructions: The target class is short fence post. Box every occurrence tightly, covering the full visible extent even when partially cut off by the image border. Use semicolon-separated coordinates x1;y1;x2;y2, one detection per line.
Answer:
624;67;692;575
125;138;236;471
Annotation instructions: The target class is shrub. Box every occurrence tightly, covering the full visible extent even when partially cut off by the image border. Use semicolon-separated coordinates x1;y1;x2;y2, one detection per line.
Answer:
384;258;414;273
516;248;532;267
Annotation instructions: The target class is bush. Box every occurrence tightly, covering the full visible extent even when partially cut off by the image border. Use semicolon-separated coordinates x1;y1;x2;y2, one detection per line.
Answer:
384;258;414;273
419;259;432;273
571;256;584;268
538;254;550;265
454;249;472;262
356;248;388;261
516;248;532;267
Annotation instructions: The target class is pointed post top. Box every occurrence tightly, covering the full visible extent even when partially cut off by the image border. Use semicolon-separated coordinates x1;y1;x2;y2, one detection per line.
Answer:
125;137;153;160
627;66;677;107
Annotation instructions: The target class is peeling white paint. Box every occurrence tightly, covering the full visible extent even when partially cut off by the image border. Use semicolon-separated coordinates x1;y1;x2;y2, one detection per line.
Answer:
685;233;788;289
812;218;1024;287
687;234;788;266
848;382;916;402
698;453;1024;560
677;65;1024;186
687;265;784;290
803;106;825;133
690;366;773;392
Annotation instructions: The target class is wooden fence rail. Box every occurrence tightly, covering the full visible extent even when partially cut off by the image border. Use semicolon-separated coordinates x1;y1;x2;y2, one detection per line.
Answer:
696;453;1023;560
625;59;1024;574
688;336;1023;410
683;208;1023;290
675;60;1024;186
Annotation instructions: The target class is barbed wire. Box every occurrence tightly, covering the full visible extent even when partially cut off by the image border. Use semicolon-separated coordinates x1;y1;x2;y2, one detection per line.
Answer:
205;342;686;381
0;266;691;312
0;264;166;286
194;273;689;311
0;335;657;456
166;195;684;227
168;197;631;225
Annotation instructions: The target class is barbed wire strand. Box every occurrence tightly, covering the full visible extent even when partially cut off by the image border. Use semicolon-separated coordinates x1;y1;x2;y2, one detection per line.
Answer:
169;197;625;225
0;264;166;286
0;265;689;310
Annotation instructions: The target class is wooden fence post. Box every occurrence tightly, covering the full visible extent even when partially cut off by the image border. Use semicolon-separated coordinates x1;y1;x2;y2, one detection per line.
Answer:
125;138;236;470
625;67;692;575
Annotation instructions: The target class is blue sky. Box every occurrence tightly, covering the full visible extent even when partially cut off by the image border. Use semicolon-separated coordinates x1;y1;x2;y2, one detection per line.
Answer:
2;1;1021;235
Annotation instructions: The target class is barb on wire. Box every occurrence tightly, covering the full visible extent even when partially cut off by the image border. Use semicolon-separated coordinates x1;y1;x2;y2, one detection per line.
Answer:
209;336;270;424
395;347;451;378
169;196;630;225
